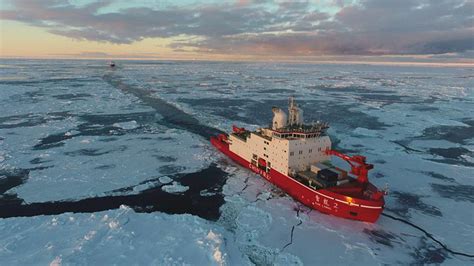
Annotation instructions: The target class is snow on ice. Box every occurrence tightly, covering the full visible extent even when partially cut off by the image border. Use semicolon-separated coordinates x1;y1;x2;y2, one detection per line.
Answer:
0;60;473;265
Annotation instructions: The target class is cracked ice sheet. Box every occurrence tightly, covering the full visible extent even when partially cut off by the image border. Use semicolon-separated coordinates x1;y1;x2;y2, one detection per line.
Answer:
6;128;212;202
0;206;242;265
218;163;395;264
2;60;474;264
140;63;472;264
0;70;146;118
0;61;214;202
217;167;304;265
219;164;400;265
219;164;472;265
139;65;462;137
99;63;473;264
133;63;471;264
330;125;474;260
323;68;474;261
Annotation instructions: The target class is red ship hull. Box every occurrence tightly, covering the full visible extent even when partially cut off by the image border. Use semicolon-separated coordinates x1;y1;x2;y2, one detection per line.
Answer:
211;135;384;223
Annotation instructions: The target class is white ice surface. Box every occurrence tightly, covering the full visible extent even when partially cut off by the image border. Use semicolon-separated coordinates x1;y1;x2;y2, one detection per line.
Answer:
4;128;211;202
162;181;189;194
0;207;242;265
112;120;139;130
1;60;473;265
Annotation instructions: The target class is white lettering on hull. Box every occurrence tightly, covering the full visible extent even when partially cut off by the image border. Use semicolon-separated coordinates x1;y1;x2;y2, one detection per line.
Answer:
246;161;382;211
248;163;271;180
248;163;344;212
311;195;339;212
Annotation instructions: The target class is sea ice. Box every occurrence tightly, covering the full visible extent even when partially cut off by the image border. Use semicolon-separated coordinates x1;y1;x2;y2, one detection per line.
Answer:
1;60;472;265
162;181;190;194
112;120;138;130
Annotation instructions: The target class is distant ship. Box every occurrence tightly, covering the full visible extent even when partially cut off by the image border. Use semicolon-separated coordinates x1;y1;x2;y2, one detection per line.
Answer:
211;97;386;222
109;61;116;67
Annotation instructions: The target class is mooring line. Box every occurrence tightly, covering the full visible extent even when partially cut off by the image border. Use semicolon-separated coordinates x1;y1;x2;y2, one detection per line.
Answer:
381;212;474;258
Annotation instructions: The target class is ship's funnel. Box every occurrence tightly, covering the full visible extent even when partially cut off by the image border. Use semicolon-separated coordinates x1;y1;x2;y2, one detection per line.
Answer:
272;107;287;130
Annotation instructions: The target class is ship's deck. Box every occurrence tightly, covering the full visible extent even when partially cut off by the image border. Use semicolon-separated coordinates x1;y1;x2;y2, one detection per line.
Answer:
292;171;375;200
252;130;272;141
327;182;371;200
231;131;251;141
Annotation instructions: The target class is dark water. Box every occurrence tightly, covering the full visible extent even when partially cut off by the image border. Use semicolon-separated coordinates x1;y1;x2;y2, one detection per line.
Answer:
0;164;227;221
102;74;224;139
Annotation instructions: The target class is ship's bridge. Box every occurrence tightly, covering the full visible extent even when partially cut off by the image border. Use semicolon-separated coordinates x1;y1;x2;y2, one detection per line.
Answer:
269;97;329;140
270;122;329;140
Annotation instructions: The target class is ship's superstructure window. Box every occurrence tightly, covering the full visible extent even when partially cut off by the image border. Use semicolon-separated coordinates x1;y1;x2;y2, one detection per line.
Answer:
309;149;312;153
299;150;303;155
290;152;294;156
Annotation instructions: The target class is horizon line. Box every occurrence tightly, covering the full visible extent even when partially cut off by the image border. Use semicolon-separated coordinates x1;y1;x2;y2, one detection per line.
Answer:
1;56;473;68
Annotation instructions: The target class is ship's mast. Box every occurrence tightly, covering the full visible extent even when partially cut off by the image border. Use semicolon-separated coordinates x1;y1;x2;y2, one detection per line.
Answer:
288;97;303;127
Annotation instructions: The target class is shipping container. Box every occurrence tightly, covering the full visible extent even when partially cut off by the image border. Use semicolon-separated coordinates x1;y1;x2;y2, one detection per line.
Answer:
310;162;328;173
317;168;338;181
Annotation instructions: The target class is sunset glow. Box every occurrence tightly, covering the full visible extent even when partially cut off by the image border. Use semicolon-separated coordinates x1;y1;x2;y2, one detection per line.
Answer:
1;0;473;65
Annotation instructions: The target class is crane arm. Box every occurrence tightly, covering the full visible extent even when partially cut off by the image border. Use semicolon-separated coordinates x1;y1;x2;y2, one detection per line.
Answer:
325;149;373;183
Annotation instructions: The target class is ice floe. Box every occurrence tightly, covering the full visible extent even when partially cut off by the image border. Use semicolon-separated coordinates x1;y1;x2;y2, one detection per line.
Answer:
1;60;472;265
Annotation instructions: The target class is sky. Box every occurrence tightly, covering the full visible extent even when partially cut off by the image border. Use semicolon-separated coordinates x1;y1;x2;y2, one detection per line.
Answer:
0;0;473;64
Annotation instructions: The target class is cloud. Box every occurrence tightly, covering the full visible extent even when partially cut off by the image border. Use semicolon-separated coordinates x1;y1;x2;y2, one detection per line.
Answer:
1;0;473;56
49;51;163;59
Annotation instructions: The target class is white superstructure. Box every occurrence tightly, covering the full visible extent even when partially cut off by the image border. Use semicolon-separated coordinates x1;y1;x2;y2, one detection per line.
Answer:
228;97;331;176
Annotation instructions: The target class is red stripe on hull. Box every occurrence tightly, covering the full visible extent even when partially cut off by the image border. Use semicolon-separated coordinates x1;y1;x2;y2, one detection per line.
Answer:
211;136;384;223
